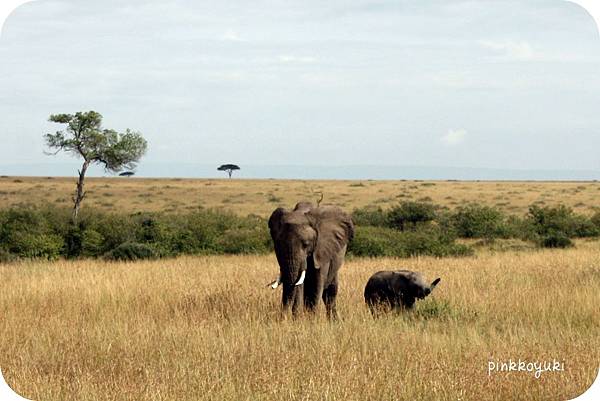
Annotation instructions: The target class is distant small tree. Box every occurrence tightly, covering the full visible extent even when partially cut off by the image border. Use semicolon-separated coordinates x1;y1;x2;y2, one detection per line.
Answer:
44;111;147;222
218;164;240;178
119;171;135;177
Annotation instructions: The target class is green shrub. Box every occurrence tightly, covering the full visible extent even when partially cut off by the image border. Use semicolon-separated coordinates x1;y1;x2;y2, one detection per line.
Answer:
81;229;105;257
61;211;135;257
351;206;388;227
540;231;573;248
0;208;64;260
216;226;271;254
170;228;207;254
349;226;472;258
571;215;600;237
0;208;44;238
150;210;270;255
38;206;73;238
174;210;241;254
349;226;399;257
6;232;64;260
387;201;436;231
89;213;136;253
591;210;600;228
528;204;574;236
527;205;597;238
451;204;507;239
61;210;133;257
132;214;177;256
103;242;159;261
134;214;174;243
399;227;473;258
504;215;537;241
63;225;83;258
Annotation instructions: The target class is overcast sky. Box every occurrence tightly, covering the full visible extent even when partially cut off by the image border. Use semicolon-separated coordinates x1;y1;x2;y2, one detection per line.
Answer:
1;0;599;176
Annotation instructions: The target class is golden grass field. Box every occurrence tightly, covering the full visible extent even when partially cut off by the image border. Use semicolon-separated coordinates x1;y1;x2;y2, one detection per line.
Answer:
1;177;599;400
1;176;599;217
1;245;599;401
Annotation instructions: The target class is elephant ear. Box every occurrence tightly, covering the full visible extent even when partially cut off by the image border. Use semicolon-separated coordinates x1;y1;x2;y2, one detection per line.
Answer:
268;207;287;241
306;206;354;269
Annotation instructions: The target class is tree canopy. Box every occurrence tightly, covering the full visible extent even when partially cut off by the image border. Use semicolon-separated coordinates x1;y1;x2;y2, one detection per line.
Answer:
45;111;147;173
217;164;240;178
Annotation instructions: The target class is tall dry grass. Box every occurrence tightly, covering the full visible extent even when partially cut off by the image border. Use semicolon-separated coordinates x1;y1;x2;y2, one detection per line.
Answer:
1;247;599;400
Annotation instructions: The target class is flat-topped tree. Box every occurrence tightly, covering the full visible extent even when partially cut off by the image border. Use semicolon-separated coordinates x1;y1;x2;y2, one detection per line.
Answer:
218;164;240;178
44;111;147;222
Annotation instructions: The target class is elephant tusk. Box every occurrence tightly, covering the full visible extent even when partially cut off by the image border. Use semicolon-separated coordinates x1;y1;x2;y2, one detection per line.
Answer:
268;276;281;289
295;270;306;286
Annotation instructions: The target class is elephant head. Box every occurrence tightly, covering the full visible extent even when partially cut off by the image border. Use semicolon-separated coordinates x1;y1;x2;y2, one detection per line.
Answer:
268;202;354;313
399;271;440;303
406;272;440;299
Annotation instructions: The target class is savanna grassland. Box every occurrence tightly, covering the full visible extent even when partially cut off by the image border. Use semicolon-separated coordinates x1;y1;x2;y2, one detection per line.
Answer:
1;176;600;217
1;246;599;401
1;176;599;400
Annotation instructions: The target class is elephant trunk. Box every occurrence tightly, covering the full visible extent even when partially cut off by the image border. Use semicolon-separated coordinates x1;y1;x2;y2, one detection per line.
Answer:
275;243;307;286
275;244;308;313
281;282;295;309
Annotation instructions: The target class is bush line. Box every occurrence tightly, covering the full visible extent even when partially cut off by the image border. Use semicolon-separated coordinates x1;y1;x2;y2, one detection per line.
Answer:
0;202;598;262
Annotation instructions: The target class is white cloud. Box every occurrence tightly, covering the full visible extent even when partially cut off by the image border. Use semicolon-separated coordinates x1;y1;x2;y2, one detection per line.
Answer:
221;30;243;41
441;129;468;145
479;40;535;61
278;55;317;64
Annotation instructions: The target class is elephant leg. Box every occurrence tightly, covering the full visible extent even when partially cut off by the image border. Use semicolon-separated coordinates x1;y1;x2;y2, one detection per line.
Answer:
402;295;416;310
322;281;339;320
304;279;325;312
282;285;303;317
304;261;326;312
292;285;304;316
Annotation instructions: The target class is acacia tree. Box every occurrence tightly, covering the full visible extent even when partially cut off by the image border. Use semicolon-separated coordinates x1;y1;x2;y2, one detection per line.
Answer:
44;111;148;222
217;164;240;178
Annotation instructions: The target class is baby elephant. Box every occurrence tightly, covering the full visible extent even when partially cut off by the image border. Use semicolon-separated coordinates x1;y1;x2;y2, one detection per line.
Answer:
364;270;441;314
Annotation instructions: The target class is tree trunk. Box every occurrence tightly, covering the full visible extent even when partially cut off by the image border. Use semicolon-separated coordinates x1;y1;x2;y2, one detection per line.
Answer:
72;160;90;223
228;170;232;178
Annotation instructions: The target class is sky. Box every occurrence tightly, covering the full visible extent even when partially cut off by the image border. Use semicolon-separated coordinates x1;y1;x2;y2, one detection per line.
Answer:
0;0;599;178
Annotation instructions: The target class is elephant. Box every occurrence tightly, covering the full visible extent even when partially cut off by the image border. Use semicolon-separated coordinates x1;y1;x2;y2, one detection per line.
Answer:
364;270;441;314
268;202;354;319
